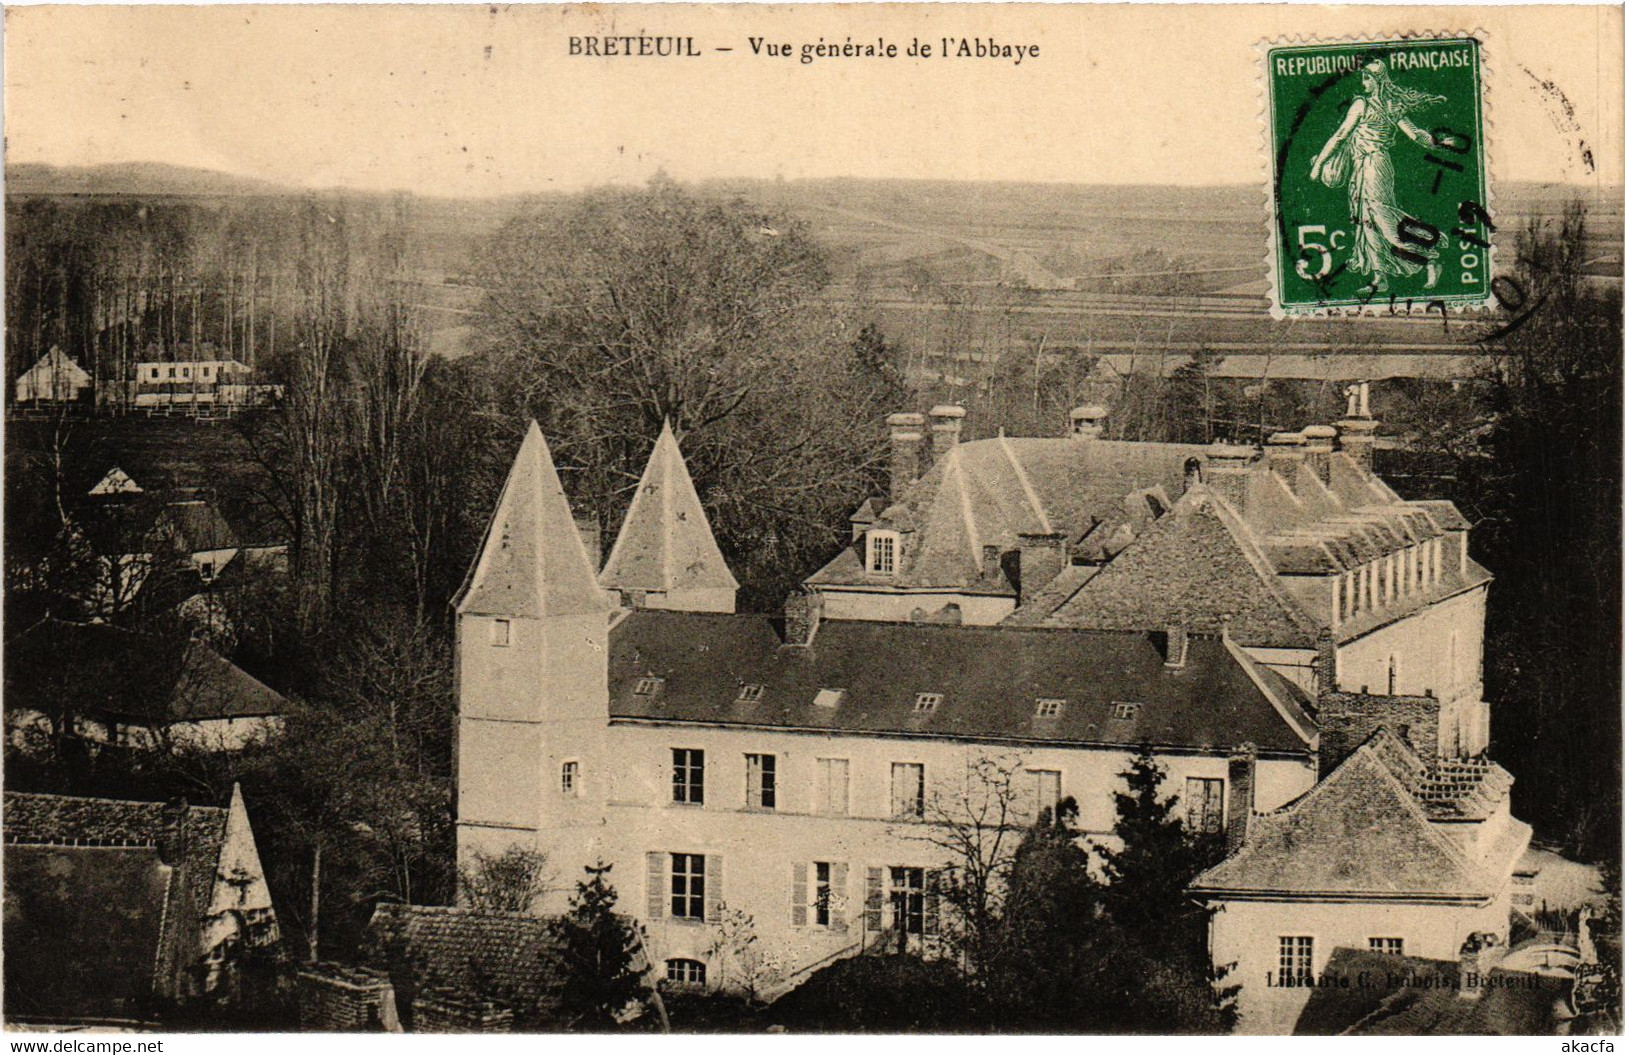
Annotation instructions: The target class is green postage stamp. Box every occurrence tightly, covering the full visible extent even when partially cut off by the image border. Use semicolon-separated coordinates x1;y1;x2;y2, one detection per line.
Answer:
1264;36;1490;315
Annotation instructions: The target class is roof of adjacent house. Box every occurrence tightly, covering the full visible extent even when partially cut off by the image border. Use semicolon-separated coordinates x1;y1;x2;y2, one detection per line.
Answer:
1294;947;1572;1035
598;420;738;596
154;499;239;553
807;435;1208;594
2;791;232;1023
607;609;1318;755
456;422;611;619
361;904;566;1024
1190;729;1530;901
5;618;287;725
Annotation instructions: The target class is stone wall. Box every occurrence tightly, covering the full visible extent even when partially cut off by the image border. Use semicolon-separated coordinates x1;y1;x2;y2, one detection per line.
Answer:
412;988;514;1033
296;962;400;1032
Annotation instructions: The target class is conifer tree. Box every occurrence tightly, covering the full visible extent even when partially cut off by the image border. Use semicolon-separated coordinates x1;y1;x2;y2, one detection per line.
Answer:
550;861;649;1028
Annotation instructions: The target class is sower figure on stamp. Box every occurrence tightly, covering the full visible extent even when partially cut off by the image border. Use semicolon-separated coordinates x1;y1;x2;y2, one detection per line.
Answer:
1309;59;1458;293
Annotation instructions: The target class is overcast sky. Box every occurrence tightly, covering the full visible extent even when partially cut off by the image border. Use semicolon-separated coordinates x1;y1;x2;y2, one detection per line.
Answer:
6;4;1619;196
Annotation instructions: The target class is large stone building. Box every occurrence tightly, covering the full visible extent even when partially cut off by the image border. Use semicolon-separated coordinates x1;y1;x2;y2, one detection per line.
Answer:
452;404;1526;1024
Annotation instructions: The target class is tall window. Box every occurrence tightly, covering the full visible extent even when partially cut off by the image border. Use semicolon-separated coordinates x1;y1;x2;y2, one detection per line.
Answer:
746;753;777;810
867;531;899;575
672;749;705;805
889;867;926;935
816;758;850;816
1186;777;1224;834
490;618;511;647
1030;769;1062;816
670;853;706;919
1369;937;1404;955
814;861;834;926
1279;936;1314;985
560;760;579;796
891;762;925;819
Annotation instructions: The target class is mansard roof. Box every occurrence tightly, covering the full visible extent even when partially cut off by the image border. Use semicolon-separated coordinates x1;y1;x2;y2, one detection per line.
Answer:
456;422;611;619
1190;730;1529;901
598;420;738;595
607;610;1317;755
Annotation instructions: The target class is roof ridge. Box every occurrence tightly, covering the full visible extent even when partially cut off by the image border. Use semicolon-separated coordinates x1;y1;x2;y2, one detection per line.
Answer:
1186;487;1323;636
996;434;1054;534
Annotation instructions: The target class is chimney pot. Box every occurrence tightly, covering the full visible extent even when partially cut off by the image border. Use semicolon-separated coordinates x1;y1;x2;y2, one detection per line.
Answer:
929;404;966;458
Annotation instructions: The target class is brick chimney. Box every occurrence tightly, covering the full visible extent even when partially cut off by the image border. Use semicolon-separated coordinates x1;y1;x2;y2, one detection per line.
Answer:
1264;431;1306;479
1164;623;1189;670
783;589;824;647
1068;405;1108;440
887;412;927;500
1016;532;1069;604
1302;424;1337;484
1225;743;1257;856
981;544;1003;583
929;404;966;459
1204;443;1254;512
1336;382;1379;473
1312;628;1338;695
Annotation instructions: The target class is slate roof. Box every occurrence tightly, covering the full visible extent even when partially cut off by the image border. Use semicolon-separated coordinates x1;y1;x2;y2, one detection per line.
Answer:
2;792;232;1023
608;610;1317;755
5;618;287;725
456;422;611;619
361;904;567;1025
598;420;738;595
807;435;1209;593
1295;947;1571;1035
1190;729;1530;901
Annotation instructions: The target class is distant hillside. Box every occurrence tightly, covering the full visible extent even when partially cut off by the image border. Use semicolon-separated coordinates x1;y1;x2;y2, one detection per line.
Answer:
6;162;294;198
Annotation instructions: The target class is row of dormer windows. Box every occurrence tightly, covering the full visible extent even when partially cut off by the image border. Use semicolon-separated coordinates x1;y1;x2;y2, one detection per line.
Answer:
1333;537;1445;624
625;675;1086;721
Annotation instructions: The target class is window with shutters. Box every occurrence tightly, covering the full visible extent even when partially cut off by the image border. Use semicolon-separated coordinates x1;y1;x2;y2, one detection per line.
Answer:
1278;936;1314;985
1369;937;1404;955
816;758;849;816
670;853;706;920
891;762;925;819
1029;769;1062;815
814;861;834;926
746;753;776;810
665;958;706;987
1185;777;1224;834
795;861;847;929
672;749;704;805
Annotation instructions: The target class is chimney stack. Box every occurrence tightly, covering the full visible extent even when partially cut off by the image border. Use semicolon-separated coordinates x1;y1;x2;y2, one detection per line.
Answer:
1204;443;1254;512
1301;424;1337;484
929;404;966;459
1335;382;1379;474
887;412;927;500
1016;532;1069;604
783;589;824;647
1264;431;1307;479
1458;933;1505;1001
1225;743;1257;856
1164;623;1189;670
981;544;1003;583
1068;405;1108;441
1313;628;1338;695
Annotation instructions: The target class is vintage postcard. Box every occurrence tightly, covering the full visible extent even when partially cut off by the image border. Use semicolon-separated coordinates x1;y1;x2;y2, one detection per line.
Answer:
3;2;1620;1040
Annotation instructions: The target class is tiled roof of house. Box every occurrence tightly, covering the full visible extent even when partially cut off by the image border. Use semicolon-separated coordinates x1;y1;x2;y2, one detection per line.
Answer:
598;420;738;595
456;422;612;619
2;792;232;1023
807;435;1209;593
361;904;566;1025
608;610;1317;755
154;499;239;553
5;618;286;724
1190;729;1530;901
1006;485;1323;646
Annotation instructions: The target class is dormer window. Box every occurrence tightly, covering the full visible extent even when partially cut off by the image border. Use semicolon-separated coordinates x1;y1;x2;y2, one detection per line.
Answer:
635;676;665;697
1035;698;1066;719
813;688;845;709
1111;701;1141;721
913;692;942;714
867;530;899;576
736;684;764;704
